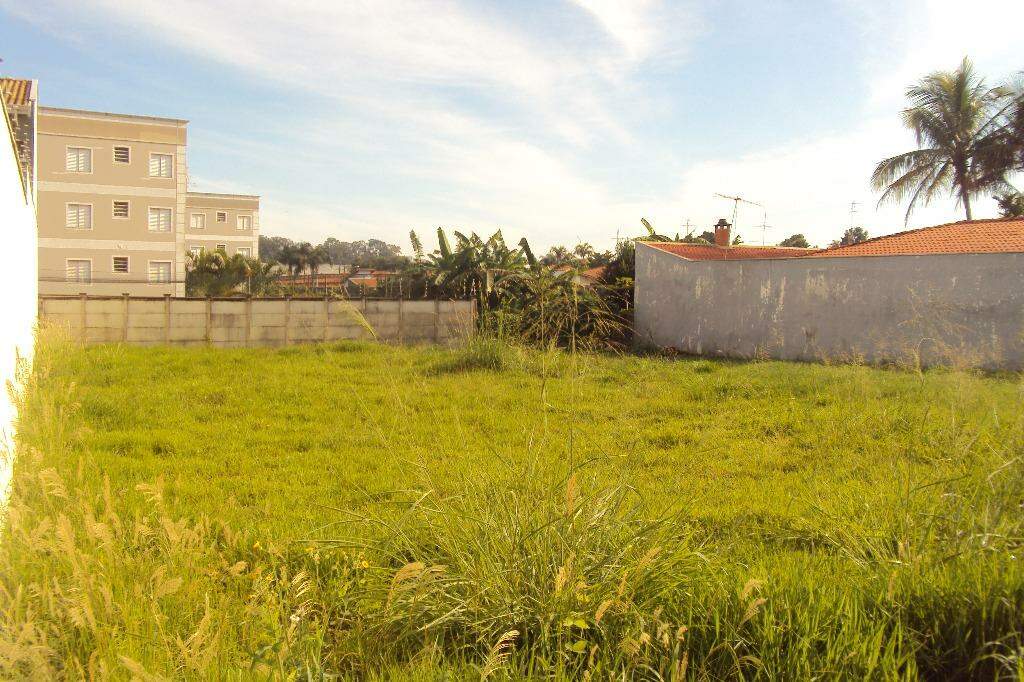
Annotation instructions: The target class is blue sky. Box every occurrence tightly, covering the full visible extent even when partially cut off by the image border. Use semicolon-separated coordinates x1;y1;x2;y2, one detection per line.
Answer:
2;0;1021;253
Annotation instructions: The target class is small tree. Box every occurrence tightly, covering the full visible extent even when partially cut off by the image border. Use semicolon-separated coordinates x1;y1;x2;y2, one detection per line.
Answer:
779;234;810;248
995;192;1024;218
830;227;869;248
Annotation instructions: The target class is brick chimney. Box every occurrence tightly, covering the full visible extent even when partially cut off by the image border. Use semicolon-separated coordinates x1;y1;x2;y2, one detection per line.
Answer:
714;218;731;247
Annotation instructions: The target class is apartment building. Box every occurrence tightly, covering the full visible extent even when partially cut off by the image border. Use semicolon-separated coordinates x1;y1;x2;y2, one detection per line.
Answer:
1;77;260;297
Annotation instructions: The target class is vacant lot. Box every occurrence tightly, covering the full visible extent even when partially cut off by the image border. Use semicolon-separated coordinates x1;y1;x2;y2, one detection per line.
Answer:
3;333;1023;679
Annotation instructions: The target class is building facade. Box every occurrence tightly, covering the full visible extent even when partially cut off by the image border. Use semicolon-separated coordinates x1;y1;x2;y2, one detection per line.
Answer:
0;78;260;297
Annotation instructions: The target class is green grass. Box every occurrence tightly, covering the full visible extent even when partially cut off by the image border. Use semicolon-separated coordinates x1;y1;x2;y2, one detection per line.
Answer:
2;330;1023;679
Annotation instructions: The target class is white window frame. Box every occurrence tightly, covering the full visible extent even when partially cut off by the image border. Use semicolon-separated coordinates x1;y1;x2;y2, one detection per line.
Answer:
65;202;93;230
148;206;173;233
112;200;130;219
189;212;207;230
148;152;173;179
237;246;252;258
148;260;173;284
112;145;131;164
216;211;227;223
111;255;130;274
65;258;93;284
65;146;93;173
236;214;252;230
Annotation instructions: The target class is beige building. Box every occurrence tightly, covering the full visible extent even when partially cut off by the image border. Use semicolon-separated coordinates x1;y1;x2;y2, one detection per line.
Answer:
1;77;260;296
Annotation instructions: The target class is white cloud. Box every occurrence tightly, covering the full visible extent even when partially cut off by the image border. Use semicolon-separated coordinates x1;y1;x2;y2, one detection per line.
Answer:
7;0;1019;253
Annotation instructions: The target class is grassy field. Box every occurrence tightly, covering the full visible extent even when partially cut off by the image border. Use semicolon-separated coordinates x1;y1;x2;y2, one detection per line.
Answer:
2;331;1023;679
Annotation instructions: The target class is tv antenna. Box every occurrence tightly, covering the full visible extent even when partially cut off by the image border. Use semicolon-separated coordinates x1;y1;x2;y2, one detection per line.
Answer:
849;201;861;229
715;193;763;240
754;210;772;245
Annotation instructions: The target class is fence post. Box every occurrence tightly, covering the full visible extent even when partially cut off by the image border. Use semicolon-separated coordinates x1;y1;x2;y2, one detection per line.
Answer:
284;296;291;346
323;295;330;343
79;292;88;344
397;295;404;343
245;295;252;348
434;298;441;343
361;295;368;341
205;297;212;345
121;293;130;343
164;294;172;344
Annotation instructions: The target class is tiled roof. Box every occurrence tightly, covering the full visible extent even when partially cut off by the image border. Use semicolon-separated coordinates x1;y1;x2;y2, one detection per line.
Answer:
0;78;34;107
642;242;814;260
809;218;1024;257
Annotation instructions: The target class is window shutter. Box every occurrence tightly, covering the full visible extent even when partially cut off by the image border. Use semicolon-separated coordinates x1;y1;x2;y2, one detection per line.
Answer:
149;262;171;283
66;260;91;283
113;257;129;273
114;146;130;163
148;208;172;232
113;201;129;218
66;204;91;229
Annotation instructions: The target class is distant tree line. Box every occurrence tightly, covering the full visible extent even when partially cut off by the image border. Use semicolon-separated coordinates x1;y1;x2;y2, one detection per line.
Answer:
258;235;408;273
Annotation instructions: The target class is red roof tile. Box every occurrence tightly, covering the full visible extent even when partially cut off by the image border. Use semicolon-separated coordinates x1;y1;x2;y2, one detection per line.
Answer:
642;242;814;260
0;78;34;107
809;218;1024;257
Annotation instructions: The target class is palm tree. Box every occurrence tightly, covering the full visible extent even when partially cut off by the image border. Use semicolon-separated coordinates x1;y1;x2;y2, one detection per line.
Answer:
872;57;1012;222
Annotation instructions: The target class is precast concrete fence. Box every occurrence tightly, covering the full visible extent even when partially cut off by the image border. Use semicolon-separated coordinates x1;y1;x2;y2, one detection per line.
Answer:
38;295;475;347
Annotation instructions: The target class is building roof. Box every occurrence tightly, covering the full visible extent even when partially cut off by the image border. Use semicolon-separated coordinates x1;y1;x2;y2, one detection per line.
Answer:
0;78;34;107
809;218;1024;257
39;105;187;126
641;242;815;260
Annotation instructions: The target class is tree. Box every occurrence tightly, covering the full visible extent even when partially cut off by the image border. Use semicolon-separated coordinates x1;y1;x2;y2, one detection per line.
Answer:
995;192;1024;218
186;251;279;297
259;235;294;262
779;234;810;248
542;245;572;265
572;242;596;264
732;234;744;245
871;57;1013;221
830;227;869;248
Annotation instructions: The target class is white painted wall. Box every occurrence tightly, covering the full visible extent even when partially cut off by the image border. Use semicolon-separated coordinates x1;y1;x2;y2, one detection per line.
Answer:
0;104;38;503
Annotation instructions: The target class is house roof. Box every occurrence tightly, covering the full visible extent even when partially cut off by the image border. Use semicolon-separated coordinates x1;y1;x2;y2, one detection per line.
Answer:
809;218;1024;257
641;242;814;260
0;78;34;107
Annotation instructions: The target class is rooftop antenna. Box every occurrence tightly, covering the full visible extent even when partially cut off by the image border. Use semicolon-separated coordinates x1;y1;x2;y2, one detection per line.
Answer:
849;201;860;230
755;210;772;245
715;193;762;241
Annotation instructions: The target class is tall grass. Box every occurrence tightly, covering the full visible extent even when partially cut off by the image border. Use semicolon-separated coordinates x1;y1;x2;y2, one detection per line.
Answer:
1;328;1022;677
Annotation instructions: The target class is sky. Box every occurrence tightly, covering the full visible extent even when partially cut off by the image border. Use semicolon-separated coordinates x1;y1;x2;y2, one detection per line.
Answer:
1;0;1022;253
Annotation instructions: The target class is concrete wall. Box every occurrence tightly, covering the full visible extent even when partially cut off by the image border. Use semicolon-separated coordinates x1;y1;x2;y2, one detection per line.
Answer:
1;93;38;501
38;296;475;347
635;242;1024;370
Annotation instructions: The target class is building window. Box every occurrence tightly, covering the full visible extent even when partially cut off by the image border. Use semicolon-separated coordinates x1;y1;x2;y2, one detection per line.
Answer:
66;259;92;283
216;211;227;223
189;246;203;256
112;256;130;273
65;147;92;173
113;200;130;218
237;246;251;257
148;261;172;283
236;215;252;230
148;207;172;232
66;203;92;229
149;153;173;178
190;213;206;230
113;146;131;164
216;243;227;252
